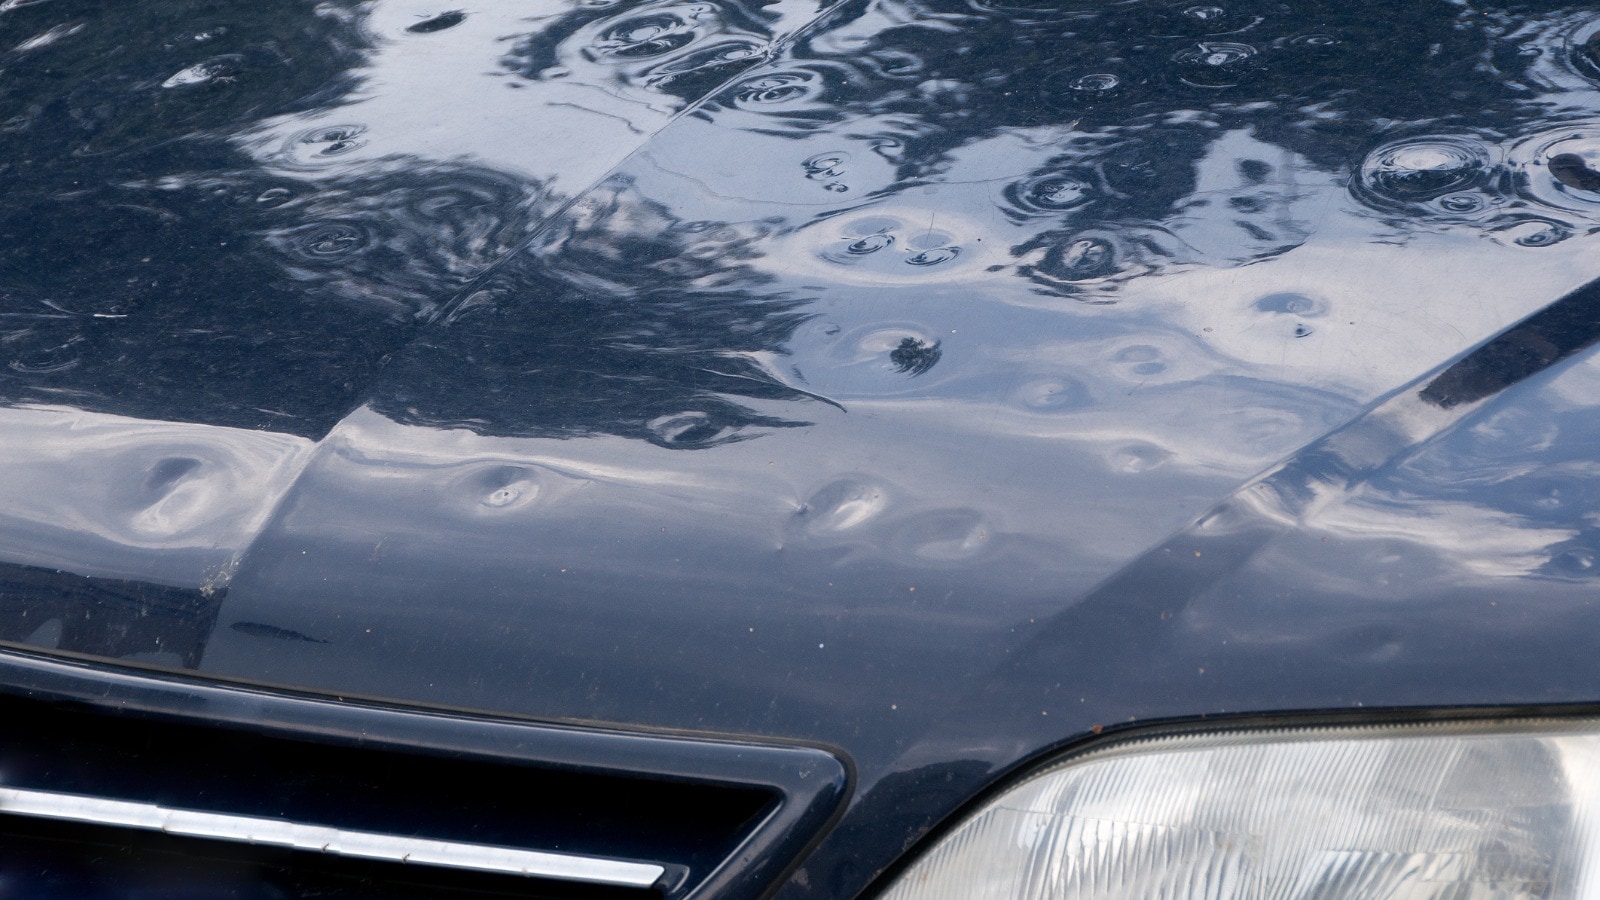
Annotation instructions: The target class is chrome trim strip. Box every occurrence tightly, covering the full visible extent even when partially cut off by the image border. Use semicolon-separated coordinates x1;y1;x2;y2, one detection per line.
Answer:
0;786;665;888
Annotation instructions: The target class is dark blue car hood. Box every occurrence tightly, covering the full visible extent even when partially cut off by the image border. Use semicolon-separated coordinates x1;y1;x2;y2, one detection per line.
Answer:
8;0;1600;895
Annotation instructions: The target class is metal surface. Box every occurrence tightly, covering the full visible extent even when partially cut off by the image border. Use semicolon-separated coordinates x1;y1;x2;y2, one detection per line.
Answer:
0;647;847;900
7;1;1600;897
0;786;668;887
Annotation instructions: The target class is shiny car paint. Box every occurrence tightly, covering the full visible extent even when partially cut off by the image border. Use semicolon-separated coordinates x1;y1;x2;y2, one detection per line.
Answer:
5;0;1600;896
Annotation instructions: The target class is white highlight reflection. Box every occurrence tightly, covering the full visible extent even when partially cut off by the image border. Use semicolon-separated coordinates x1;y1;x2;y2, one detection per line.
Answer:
0;786;665;887
0;406;313;588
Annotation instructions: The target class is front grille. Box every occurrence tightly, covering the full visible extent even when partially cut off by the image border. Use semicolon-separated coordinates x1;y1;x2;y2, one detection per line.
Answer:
0;648;848;899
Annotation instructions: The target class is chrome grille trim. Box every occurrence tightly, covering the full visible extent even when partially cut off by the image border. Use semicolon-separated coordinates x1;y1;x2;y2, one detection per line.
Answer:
0;786;666;888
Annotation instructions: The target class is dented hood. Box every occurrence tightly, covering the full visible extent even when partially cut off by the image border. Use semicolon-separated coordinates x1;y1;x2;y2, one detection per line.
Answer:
9;1;1600;896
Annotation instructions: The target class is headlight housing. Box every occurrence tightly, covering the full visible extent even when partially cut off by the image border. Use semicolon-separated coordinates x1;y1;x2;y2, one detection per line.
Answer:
878;719;1600;899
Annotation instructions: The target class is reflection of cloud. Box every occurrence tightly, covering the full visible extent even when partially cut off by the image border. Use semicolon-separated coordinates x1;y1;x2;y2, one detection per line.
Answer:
513;0;771;95
203;400;1210;726
635;120;904;215
1168;129;1322;263
327;380;1287;595
1304;490;1573;580
1167;341;1600;655
1146;238;1600;398
766;204;995;285
0;406;313;588
241;0;823;190
838;385;1336;500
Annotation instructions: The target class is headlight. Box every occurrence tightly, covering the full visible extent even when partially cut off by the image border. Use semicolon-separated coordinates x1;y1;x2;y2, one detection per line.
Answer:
878;719;1600;899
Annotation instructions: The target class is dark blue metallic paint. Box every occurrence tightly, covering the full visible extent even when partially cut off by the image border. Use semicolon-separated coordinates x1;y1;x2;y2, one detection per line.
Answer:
6;0;1600;896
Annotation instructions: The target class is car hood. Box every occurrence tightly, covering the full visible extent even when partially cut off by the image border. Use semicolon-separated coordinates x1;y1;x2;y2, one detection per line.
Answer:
8;0;1600;896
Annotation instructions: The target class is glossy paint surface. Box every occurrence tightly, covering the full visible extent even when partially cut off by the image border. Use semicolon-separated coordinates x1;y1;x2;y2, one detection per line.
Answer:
8;1;1600;896
0;648;846;899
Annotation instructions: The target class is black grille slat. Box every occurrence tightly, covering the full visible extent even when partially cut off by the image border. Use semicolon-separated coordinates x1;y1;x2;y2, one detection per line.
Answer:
0;646;848;900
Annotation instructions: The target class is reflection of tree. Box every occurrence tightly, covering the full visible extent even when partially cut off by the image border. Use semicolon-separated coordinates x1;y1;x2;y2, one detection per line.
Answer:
1;0;843;446
369;177;825;448
256;165;544;323
499;0;794;104
786;0;1565;180
7;0;1590;446
0;0;565;438
373;0;1599;441
889;337;940;376
0;0;378;438
0;0;368;167
0;0;812;672
0;161;551;438
702;0;1587;280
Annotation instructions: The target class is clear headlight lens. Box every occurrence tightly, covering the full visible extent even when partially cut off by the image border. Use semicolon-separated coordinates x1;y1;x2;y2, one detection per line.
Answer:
878;720;1600;899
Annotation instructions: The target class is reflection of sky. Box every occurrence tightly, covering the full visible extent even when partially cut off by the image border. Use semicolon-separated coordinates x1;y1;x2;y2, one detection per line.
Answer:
0;406;312;589
242;0;830;189
623;105;1600;425
203;399;1215;719
1280;348;1600;588
1001;340;1600;733
194;0;1600;752
16;7;1600;895
15;0;1600;818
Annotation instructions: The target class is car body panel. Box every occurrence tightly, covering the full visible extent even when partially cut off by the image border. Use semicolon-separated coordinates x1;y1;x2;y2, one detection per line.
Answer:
7;0;1600;897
